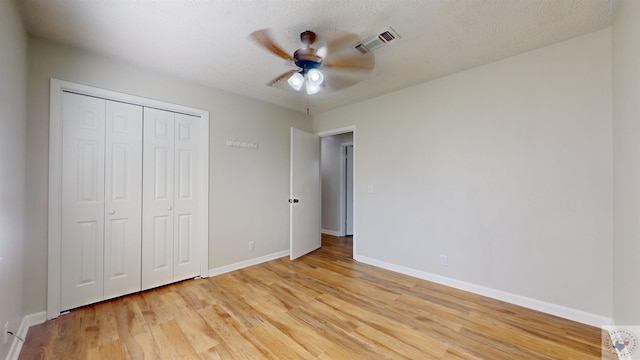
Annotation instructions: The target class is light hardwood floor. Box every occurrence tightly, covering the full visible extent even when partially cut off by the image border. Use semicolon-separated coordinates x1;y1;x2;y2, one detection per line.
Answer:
20;235;611;359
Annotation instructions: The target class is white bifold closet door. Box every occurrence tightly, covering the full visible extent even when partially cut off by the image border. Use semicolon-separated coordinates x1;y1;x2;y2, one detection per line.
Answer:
60;92;143;311
142;108;202;290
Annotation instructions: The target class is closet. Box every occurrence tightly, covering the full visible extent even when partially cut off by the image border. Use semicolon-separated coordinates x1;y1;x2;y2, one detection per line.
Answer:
58;90;205;312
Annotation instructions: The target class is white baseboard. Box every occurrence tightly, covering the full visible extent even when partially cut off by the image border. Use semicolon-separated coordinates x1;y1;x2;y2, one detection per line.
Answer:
208;250;290;277
321;229;342;237
6;311;46;360
354;255;613;328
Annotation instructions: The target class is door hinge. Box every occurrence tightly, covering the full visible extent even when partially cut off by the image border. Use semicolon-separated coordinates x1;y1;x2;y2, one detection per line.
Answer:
288;198;299;203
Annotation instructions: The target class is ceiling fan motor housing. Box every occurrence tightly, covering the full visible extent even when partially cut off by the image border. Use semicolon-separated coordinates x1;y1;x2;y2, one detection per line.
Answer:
293;48;322;72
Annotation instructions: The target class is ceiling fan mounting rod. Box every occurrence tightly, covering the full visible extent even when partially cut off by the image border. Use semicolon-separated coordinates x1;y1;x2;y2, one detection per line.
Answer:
300;30;316;46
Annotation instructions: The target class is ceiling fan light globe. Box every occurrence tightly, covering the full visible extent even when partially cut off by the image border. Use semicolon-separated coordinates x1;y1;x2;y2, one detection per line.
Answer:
307;69;324;86
287;72;304;91
306;82;321;95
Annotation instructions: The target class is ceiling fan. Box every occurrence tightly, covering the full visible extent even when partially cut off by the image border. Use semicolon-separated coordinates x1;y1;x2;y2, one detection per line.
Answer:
249;29;375;95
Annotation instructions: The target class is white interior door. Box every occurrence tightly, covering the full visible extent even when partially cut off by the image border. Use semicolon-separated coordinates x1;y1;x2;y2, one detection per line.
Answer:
61;92;106;310
103;101;143;300
142;109;202;289
345;145;354;236
60;93;144;310
142;108;175;290
173;113;201;281
290;127;321;260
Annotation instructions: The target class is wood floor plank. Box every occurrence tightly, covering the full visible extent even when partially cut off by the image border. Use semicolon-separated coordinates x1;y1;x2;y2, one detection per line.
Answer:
128;330;163;359
20;235;606;359
174;307;220;354
353;323;443;360
158;319;201;358
255;308;344;358
196;305;266;360
286;305;384;360
246;321;316;360
313;294;449;358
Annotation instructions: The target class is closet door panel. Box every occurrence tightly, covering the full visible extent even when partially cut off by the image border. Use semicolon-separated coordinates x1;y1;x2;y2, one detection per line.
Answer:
103;101;143;299
61;92;106;311
142;108;175;290
173;114;201;281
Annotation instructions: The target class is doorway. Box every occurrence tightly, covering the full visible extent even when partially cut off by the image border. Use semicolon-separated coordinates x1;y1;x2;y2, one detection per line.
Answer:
320;131;354;244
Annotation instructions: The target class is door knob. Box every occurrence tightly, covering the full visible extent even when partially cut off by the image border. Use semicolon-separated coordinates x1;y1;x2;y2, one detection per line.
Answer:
168;206;173;211
108;210;115;215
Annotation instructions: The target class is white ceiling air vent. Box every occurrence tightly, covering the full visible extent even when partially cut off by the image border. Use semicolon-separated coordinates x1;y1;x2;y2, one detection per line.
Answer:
355;27;400;54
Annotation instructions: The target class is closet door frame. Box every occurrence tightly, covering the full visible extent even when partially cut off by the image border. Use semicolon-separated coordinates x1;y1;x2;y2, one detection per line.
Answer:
48;79;210;320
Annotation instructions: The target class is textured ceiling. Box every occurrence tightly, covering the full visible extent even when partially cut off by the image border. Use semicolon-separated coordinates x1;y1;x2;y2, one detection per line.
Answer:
18;0;617;114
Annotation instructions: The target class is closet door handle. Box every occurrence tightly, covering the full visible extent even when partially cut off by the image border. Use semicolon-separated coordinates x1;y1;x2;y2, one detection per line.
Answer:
168;206;173;211
108;210;115;215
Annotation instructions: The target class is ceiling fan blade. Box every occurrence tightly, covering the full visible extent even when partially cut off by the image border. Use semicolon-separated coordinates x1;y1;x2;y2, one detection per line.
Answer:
323;33;360;55
249;29;293;61
267;69;299;87
323;71;362;91
323;53;375;73
316;45;327;59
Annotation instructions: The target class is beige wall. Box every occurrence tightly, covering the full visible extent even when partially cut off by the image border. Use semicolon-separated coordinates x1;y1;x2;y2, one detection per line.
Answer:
613;0;640;325
0;0;28;358
25;37;311;314
315;29;613;323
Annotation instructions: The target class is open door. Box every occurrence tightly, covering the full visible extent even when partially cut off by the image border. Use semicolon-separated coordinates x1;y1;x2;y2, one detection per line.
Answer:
290;127;321;260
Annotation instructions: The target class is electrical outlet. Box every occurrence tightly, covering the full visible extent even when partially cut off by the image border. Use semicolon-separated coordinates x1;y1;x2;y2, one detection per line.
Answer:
249;241;255;251
3;321;8;344
440;255;448;266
